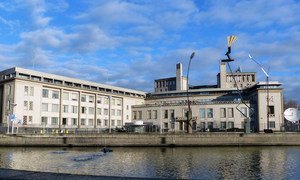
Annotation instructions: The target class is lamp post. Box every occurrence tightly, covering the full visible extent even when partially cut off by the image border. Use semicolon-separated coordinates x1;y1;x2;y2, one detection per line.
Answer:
248;54;271;132
186;52;195;134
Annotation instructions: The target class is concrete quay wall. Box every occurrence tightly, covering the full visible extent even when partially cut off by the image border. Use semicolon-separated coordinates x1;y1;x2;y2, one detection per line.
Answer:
0;133;300;147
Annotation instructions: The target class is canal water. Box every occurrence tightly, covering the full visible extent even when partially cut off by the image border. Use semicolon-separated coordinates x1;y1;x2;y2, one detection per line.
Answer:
0;146;300;179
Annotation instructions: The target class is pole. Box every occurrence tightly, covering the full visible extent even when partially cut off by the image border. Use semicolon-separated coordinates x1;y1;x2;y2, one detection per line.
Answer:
160;104;162;134
7;116;9;134
186;52;195;134
267;76;270;129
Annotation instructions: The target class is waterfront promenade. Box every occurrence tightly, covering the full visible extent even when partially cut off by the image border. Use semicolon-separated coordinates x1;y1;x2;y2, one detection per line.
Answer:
0;132;300;147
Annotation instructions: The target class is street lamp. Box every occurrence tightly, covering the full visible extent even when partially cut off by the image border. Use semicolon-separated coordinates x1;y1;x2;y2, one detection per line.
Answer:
248;54;271;133
186;52;195;134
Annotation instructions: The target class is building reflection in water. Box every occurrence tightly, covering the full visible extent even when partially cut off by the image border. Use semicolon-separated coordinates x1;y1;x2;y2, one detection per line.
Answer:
0;146;298;179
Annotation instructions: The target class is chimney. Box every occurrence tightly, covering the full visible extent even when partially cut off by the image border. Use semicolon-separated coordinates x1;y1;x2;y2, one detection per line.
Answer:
176;63;183;91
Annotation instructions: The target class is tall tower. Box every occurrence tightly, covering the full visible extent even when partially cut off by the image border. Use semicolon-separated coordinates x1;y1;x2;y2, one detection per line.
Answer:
219;61;227;88
176;63;183;91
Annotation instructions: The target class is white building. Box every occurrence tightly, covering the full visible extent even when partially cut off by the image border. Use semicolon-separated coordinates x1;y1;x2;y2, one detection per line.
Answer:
132;62;284;132
0;67;145;132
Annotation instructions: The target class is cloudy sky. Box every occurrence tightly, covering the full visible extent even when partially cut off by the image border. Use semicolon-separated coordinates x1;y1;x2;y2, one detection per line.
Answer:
0;0;299;102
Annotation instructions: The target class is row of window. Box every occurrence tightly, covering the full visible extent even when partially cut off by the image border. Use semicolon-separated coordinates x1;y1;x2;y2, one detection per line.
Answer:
40;117;122;127
42;89;122;105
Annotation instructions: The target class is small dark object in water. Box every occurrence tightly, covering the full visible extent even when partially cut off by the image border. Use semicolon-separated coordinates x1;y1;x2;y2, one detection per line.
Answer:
101;147;113;153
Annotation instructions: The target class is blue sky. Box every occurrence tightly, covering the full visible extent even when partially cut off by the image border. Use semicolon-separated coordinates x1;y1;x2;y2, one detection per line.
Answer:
0;0;299;103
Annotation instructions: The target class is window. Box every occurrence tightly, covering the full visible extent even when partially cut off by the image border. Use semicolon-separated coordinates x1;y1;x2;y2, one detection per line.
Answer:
111;109;115;116
30;87;34;96
52;104;59;112
81;95;86;102
24;86;29;96
228;121;234;129
104;97;108;104
97;108;102;115
72;106;78;113
200;108;206;119
200;122;206;130
153;110;158;119
81;118;86;125
51;117;58;125
164;122;168;129
117;120;121;126
133;111;137;120
89;96;94;103
41;117;48;125
28;116;33;123
71;93;78;101
104;108;109;115
164;110;168;119
71;118;77;125
208;122;214;129
62;92;69;100
29;101;33;110
268;106;275;116
52;91;59;99
207;108;213;118
89;107;94;114
126;115;129;120
221;122;226;129
42;103;48;112
89;119;94;126
97;97;102;104
117;110;122;116
241;107;248;118
24;101;28;110
170;110;175;119
8;85;12;95
147;110;152;119
23;116;27;125
81;107;86;114
104;119;108;126
97;119;101;126
269;121;275;128
127;105;129;110
62;118;67;125
220;108;226;118
42;89;49;98
138;111;142;119
116;99;122;106
228;108;234;118
111;120;115;126
111;99;115;105
63;105;68;113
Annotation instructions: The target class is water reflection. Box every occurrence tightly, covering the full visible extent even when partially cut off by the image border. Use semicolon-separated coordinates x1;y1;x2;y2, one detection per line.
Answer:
0;146;299;179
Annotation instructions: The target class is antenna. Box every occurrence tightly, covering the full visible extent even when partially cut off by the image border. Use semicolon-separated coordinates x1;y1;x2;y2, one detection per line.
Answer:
248;54;269;77
284;108;299;122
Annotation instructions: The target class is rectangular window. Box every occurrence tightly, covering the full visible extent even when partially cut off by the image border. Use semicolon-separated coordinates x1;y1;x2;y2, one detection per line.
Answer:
164;122;168;129
117;110;122;116
89;96;94;103
42;103;48;112
63;105;68;113
24;86;29;96
71;118;77;125
41;117;48;125
241;107;248;118
81;107;86;114
117;120;121;126
29;101;33;110
42;89;49;98
81;118;86;126
89;107;94;115
200;108;206;118
88;119;94;126
62;92;69;100
97;108;102;115
133;111;137;120
147;110;152;119
111;120;115;126
208;122;214;129
30;87;34;96
104;108;109;115
170;109;175;119
81;95;86;102
71;93;78;101
269;121;275;128
97;119;101;126
28;116;33;122
138;111;142;119
51;117;58;125
111;99;116;105
23;116;27;125
116;99;122;106
268;106;275;116
228;121;234;129
104;119;108;126
228;108;234;118
72;106;78;113
52;104;59;112
153;110;158;119
97;97;102;104
220;108;226;118
111;109;115;116
221;122;226;129
200;122;206;130
24;101;28;110
104;97;108;104
62;118;67;125
52;91;59;99
164;110;168;119
207;108;213;118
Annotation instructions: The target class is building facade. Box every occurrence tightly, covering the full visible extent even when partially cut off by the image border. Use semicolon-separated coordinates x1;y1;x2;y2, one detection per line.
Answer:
0;67;145;132
132;62;284;132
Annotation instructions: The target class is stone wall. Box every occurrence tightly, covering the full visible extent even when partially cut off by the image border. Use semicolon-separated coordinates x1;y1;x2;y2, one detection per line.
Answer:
0;133;299;147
